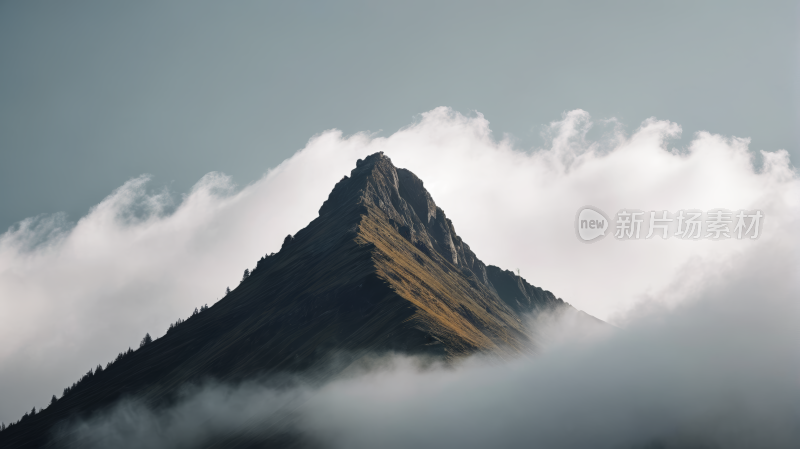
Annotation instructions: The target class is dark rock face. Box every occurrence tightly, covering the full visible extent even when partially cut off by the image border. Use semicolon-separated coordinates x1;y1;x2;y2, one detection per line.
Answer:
1;152;585;449
485;266;564;316
321;153;493;286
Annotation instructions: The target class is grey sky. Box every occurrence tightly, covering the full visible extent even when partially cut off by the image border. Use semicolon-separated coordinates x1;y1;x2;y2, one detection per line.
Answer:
1;0;797;232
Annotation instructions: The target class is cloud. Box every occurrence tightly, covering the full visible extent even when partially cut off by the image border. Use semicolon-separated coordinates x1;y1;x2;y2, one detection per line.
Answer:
57;380;312;449
0;107;797;427
56;224;800;448
296;223;800;449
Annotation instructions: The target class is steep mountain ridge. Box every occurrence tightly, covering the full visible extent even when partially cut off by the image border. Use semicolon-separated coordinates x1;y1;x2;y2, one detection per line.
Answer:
1;152;582;448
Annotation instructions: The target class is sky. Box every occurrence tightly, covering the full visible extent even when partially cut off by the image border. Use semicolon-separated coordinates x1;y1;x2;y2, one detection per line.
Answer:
0;1;797;232
0;1;799;445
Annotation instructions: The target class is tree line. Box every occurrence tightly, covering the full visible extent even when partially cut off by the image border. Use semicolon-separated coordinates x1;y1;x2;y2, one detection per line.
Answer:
2;262;264;434
0;299;212;434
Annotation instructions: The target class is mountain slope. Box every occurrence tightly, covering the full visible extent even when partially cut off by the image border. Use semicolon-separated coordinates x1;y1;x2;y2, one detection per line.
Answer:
0;152;584;448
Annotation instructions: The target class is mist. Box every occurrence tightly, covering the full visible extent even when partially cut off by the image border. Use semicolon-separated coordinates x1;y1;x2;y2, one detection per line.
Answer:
1;107;797;428
57;218;800;448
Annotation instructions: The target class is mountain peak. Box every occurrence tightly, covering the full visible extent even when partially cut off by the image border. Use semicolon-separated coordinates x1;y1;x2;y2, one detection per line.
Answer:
319;152;487;282
1;153;581;448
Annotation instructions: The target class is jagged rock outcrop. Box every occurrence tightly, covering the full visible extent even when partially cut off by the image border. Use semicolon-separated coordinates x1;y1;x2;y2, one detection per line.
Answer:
321;153;493;286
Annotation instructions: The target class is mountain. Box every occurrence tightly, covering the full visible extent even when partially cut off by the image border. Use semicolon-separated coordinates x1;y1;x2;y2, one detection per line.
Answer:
0;152;594;448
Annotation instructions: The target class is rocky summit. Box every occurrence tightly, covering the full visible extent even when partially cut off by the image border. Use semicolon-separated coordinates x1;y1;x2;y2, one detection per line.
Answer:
1;152;597;448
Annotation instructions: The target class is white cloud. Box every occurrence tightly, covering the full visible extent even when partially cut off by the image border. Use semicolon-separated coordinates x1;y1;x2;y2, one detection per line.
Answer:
57;227;800;448
0;107;797;426
297;236;800;449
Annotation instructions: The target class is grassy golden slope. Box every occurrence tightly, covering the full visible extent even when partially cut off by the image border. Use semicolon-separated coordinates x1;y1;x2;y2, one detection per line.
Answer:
359;208;531;358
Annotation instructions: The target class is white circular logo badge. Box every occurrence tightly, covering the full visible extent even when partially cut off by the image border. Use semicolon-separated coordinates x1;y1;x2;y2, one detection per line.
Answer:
575;206;610;243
